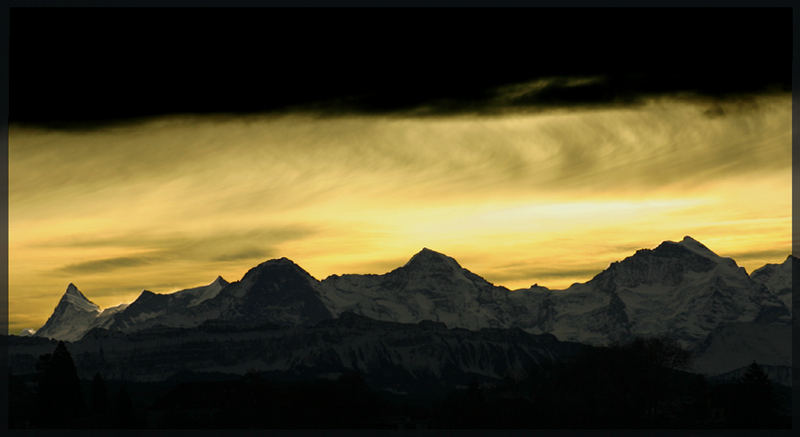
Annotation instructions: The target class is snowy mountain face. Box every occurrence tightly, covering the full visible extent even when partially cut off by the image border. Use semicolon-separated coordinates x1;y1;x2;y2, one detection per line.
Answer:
317;238;789;352
100;276;230;333
174;275;228;307
34;278;227;341
507;237;791;379
532;236;790;349
318;248;525;331
34;284;100;342
92;303;129;329
751;255;794;313
318;247;628;345
100;259;331;334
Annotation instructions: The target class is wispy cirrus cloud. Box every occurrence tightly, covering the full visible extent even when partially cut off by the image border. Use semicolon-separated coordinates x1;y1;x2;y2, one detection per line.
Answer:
8;92;791;332
46;225;318;276
58;255;159;274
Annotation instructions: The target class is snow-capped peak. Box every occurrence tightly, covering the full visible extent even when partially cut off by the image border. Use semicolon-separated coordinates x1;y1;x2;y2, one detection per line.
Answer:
403;248;462;271
34;284;101;341
676;236;718;258
652;236;739;271
185;276;229;307
60;283;100;313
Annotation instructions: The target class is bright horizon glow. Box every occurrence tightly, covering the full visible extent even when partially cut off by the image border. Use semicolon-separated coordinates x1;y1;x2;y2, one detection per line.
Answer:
8;94;792;333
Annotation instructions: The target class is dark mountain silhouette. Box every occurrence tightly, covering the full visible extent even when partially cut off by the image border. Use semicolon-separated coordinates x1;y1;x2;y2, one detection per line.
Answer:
209;258;332;326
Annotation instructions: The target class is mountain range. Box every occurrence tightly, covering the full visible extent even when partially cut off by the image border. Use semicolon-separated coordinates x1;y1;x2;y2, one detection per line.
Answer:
20;236;793;380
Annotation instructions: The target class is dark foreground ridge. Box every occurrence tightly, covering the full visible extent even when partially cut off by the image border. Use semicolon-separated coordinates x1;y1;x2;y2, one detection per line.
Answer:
8;335;790;429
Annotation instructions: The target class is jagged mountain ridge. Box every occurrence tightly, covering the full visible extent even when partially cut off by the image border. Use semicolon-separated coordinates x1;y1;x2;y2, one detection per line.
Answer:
523;237;790;348
99;275;229;332
319;237;790;352
33;236;791;377
750;255;795;313
36;277;228;340
318;248;526;331
39;258;334;339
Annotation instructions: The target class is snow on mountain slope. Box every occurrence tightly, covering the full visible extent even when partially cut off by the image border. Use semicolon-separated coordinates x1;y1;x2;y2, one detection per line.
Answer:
35;283;101;342
511;236;790;349
316;238;789;351
35;278;225;341
751;255;794;313
101;259;331;333
614;237;788;343
523;279;632;346
100;276;232;332
91;303;130;329
318;248;526;331
174;275;229;307
101;289;186;331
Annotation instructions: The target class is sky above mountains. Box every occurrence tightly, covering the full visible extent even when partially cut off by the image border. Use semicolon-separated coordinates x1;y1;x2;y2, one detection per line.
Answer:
7;8;792;333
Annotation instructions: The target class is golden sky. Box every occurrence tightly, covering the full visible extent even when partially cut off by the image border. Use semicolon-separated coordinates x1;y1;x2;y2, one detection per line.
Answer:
8;93;792;334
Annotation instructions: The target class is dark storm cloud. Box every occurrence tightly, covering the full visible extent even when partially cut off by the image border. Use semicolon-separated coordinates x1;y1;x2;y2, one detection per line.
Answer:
9;8;790;125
